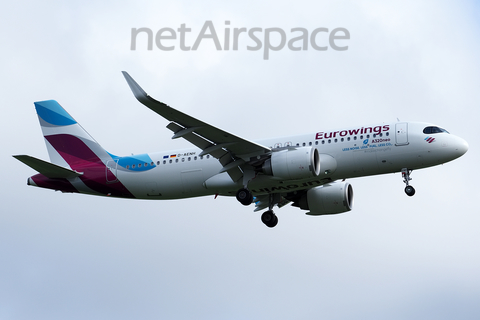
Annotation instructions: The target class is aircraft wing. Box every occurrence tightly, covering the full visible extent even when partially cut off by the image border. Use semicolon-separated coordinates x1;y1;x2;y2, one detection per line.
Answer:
122;71;271;182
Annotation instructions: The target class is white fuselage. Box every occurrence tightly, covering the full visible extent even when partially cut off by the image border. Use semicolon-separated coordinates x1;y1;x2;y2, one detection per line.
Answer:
106;121;467;200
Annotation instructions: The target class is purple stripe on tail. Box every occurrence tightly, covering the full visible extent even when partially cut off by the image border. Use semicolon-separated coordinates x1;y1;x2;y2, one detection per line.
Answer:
30;174;78;193
45;134;135;198
46;134;101;166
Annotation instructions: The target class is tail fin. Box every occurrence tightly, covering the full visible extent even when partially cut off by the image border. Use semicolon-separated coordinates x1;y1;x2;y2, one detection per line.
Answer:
34;100;112;170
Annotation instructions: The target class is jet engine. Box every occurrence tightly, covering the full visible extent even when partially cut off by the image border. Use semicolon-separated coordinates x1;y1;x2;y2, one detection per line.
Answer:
294;182;354;215
262;147;320;180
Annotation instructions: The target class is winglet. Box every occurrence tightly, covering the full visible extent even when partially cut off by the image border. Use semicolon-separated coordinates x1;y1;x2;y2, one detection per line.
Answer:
122;71;150;103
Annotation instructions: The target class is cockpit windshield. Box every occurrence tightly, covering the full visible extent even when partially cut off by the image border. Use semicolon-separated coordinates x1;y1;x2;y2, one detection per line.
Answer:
423;126;449;134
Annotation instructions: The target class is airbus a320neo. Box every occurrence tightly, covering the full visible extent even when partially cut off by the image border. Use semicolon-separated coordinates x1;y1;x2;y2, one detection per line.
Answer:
14;72;468;227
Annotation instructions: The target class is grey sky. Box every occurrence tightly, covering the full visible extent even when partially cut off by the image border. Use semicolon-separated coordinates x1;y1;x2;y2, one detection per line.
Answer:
1;0;479;319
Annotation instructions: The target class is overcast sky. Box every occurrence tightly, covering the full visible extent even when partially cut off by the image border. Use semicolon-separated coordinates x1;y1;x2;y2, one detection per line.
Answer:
1;1;479;319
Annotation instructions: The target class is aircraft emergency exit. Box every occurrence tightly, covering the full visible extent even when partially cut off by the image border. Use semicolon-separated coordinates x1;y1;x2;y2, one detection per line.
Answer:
14;72;469;227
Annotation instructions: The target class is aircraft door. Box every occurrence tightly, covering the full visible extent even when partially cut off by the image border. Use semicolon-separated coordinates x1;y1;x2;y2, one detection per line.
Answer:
106;159;119;183
395;123;409;146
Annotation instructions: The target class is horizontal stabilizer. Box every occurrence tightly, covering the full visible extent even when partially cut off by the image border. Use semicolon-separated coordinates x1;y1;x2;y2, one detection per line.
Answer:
13;155;83;179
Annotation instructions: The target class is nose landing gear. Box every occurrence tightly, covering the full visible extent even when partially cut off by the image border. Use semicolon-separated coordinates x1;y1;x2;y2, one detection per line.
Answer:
401;168;416;196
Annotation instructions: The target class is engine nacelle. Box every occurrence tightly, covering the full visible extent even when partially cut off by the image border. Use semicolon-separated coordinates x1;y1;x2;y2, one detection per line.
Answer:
297;182;354;215
262;147;320;180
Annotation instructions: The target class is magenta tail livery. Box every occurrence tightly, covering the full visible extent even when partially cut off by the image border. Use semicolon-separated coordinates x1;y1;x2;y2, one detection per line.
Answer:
14;72;469;227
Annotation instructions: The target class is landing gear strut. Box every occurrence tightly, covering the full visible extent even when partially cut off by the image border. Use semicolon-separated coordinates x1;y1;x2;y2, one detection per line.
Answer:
401;168;416;196
236;188;253;205
261;193;280;228
236;187;279;228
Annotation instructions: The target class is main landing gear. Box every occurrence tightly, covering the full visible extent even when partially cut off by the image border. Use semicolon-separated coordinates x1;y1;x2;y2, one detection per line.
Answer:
236;188;253;205
401;168;416;196
261;210;278;228
235;188;279;228
260;193;280;228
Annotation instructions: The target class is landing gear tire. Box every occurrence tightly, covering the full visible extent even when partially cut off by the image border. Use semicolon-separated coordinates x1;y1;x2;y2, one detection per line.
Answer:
236;188;253;206
261;210;278;228
405;185;416;197
401;168;415;197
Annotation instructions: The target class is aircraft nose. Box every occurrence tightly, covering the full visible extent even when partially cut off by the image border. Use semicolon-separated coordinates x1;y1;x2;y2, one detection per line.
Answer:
454;136;468;157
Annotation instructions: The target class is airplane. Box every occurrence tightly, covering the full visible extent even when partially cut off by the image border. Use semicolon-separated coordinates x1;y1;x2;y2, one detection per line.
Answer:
13;72;469;228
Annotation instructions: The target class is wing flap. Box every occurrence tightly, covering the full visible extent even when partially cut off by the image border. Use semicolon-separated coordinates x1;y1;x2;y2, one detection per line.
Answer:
254;194;291;212
166;121;243;181
167;122;215;153
13;155;83;179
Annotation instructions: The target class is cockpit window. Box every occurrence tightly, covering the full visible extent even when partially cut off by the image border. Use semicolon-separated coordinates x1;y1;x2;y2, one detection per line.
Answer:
423;126;449;134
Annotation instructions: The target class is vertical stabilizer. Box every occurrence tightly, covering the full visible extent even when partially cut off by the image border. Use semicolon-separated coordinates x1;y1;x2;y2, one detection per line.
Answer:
34;100;111;169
